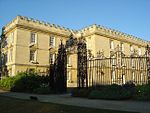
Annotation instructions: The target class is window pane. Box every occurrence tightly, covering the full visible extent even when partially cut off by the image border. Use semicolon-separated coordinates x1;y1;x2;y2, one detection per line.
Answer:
49;36;55;47
30;50;35;61
31;33;36;43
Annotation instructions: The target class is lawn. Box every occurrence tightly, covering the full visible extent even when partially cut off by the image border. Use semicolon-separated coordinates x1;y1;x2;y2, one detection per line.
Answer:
0;96;138;113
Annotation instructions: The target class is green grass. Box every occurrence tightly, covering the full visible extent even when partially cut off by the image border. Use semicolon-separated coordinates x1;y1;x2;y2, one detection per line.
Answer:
0;96;138;113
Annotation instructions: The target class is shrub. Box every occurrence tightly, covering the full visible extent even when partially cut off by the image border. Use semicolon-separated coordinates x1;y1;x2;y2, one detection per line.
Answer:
0;72;50;93
88;84;132;100
11;73;49;93
0;74;23;90
136;84;150;100
122;81;136;95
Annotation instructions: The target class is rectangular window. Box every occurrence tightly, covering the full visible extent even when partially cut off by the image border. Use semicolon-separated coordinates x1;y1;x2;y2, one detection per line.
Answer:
110;40;114;49
49;36;55;47
30;33;36;44
30;50;36;61
120;43;124;52
130;45;133;52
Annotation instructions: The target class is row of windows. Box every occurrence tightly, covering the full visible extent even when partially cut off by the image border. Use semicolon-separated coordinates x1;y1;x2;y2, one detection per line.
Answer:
30;33;55;47
109;40;142;55
29;50;55;63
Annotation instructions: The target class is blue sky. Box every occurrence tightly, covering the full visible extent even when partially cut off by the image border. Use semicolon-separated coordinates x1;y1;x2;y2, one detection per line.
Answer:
0;0;150;41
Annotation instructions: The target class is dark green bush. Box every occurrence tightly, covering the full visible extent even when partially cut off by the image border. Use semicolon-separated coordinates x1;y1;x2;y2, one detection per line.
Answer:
136;84;150;100
0;73;25;89
11;73;49;93
89;84;132;100
123;81;136;95
0;72;50;93
89;89;131;100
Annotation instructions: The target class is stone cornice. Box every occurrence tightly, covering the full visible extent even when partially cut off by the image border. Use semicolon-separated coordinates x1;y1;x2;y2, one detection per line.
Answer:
7;63;49;67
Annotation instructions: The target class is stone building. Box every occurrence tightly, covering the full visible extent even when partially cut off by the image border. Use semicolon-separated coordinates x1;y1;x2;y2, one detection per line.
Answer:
0;16;149;86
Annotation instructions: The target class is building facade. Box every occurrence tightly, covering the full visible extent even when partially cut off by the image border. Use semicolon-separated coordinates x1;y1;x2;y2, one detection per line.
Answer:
0;16;150;86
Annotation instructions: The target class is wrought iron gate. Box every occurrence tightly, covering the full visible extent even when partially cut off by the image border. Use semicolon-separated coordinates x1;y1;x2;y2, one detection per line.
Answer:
66;34;88;88
87;45;150;87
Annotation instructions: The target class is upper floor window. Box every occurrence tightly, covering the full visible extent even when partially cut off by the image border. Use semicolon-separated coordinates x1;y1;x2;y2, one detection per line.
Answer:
49;36;55;47
120;43;124;52
130;45;133;53
110;40;114;50
30;33;36;44
30;50;36;61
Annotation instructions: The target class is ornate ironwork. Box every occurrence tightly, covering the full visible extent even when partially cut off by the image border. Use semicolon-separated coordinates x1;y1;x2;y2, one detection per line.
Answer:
66;33;78;48
88;44;149;87
66;33;78;55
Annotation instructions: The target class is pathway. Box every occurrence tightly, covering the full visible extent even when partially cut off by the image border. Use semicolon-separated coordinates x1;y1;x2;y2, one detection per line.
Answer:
0;90;150;113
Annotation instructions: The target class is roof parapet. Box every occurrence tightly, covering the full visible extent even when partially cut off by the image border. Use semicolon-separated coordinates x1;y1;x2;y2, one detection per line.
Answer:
78;24;149;44
5;15;72;32
3;15;149;45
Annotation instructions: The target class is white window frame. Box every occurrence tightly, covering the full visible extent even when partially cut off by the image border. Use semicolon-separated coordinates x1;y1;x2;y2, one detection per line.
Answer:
49;36;55;47
30;33;36;44
30;50;36;62
130;45;133;53
120;43;124;52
